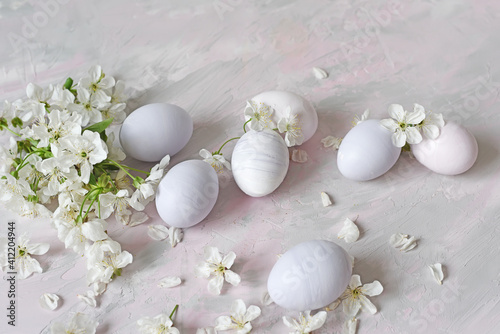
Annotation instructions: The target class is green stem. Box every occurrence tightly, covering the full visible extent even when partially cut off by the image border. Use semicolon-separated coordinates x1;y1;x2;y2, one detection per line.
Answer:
104;160;150;176
3;127;22;137
82;194;99;221
169;304;179;321
214;137;240;155
78;188;102;219
243;118;252;133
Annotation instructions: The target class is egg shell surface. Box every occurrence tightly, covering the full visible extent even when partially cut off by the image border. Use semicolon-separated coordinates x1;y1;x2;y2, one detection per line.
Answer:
250;91;318;143
155;160;218;228
337;119;401;181
119;103;193;162
267;240;352;311
232;129;289;197
411;122;478;175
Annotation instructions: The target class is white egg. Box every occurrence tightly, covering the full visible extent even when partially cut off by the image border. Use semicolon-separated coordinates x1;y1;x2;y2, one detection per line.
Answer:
267;240;352;311
232;129;289;197
155;160;218;228
119;103;193;162
337;119;401;181
250;91;318;143
411;122;478;175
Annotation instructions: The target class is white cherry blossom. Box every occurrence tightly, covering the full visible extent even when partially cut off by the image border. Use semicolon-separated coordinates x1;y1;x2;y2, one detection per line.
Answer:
353;109;369;126
195;246;241;295
341;275;383;317
137;313;180;334
79;65;115;103
380;103;426;147
0;233;50;279
244;100;276;131
418;106;445;140
50;312;98;334
199;149;231;172
283;310;327;334
215;299;261;334
278;106;304;147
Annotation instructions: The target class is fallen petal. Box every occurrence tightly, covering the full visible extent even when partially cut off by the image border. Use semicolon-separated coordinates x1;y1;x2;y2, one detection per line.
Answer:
338;218;360;243
147;225;169;241
291;149;308;163
158;276;182;288
429;263;444;285
39;293;59;310
321;136;342;149
261;291;274;306
343;317;358;334
325;298;341;311
77;291;97;308
321;192;333;207
169;227;183;247
312;67;328;79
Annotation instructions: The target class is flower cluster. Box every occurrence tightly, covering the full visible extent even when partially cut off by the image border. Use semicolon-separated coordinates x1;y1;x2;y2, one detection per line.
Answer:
0;66;170;299
380;103;445;148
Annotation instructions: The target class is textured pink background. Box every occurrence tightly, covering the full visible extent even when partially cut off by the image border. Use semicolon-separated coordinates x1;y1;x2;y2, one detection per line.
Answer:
1;0;500;333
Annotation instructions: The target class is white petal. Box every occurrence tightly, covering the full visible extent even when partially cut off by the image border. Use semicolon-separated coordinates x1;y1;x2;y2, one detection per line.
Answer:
224;270;241;286
232;299;247;317
26;242;50;255
429;263;444;285
291;149;308;163
208;275;224;295
349;275;362;289
215;316;234;330
359;295;377;314
77;291;97;308
413;103;425;115
388;104;406;122
407;108;426;124
204;246;222;264
199;149;212;159
405;127;423;144
81;220;107;242
313;67;328;79
93;282;107;295
115;251;133;268
342;298;361;317
422;124;440;139
261;291;274;306
380;118;398;132
245;305;261;322
321;192;333;207
389;233;417;252
147;225;169;240
128;212;149;226
221;251;236;268
343;317;358;334
282;316;297;330
400;236;418;252
389;233;408;248
158;276;182;288
392;130;407;147
321;136;342;149
39;293;59;310
325;298;341;311
168;227;183;247
362;281;383;297
338;218;360;243
307;311;327;331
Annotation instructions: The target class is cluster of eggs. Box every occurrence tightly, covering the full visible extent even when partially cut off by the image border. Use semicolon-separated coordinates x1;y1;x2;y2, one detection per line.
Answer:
337;120;478;181
119;96;479;312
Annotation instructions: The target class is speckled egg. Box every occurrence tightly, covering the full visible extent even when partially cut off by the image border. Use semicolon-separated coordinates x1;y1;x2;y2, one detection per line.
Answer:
232;129;289;197
155;160;218;228
337;119;401;181
119;103;193;162
411;122;478;175
249;91;318;144
267;240;352;311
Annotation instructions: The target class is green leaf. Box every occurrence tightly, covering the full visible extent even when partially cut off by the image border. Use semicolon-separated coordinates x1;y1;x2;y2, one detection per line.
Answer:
89;173;97;186
83;118;114;135
11;117;23;128
63;77;73;90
